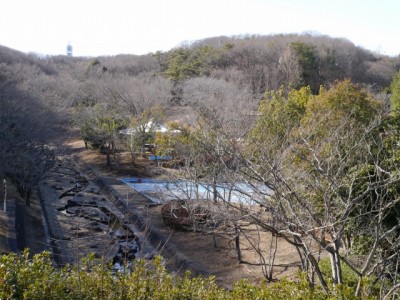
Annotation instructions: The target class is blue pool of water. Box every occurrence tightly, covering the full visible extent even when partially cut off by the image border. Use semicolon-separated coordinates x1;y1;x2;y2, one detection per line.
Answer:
121;177;270;204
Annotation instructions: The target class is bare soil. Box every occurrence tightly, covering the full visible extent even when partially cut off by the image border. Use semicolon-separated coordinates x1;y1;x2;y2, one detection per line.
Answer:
0;132;303;288
68;138;302;288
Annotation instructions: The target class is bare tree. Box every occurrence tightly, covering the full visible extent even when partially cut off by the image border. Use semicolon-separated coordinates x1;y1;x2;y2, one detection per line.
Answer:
0;61;59;205
177;80;400;297
278;46;301;92
102;73;172;117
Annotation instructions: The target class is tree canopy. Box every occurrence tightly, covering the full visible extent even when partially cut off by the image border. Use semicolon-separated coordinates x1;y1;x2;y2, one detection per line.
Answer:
390;70;400;114
175;80;399;297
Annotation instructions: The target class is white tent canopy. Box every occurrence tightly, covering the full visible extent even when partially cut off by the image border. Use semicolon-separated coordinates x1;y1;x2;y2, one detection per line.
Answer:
119;121;180;135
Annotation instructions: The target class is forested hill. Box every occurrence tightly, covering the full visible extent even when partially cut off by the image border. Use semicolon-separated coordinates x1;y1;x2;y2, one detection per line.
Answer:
1;34;400;100
0;33;399;204
159;34;400;94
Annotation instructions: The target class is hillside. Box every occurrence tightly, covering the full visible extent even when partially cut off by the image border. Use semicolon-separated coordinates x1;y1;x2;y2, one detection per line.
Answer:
1;33;398;208
1;33;400;298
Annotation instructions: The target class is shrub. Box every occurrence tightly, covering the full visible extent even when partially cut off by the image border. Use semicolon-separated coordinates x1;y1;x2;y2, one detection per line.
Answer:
0;250;378;299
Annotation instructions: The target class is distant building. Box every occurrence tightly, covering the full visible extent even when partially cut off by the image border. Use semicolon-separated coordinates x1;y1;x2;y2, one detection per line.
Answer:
119;121;180;136
66;44;73;57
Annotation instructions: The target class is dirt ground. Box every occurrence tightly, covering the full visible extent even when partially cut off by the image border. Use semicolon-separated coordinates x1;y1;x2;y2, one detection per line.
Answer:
67;138;302;288
0;132;302;288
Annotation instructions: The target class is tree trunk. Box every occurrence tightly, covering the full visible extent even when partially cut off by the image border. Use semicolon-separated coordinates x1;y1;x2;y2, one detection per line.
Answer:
212;172;217;203
235;225;242;263
130;151;136;169
267;233;278;282
141;135;146;157
106;151;111;167
25;189;31;207
213;233;217;248
330;252;338;283
105;143;112;167
301;244;329;293
3;179;6;212
294;236;307;271
335;248;342;285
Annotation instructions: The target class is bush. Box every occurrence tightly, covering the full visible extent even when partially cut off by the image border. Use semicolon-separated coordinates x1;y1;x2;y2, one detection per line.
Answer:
0;250;378;299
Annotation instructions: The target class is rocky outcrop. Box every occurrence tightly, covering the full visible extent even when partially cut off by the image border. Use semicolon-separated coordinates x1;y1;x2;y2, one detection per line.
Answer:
38;156;142;267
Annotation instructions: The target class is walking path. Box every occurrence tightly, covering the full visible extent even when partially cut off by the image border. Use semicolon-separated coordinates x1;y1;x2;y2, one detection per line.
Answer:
0;198;18;253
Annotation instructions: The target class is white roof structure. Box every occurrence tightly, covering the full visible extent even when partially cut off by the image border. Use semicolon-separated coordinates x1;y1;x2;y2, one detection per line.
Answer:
119;121;180;135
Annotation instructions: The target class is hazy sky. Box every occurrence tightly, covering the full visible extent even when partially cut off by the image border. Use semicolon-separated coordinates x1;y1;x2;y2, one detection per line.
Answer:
0;0;399;57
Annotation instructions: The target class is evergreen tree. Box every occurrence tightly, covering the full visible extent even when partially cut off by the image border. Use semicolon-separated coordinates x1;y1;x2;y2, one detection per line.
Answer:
290;42;320;93
390;70;400;114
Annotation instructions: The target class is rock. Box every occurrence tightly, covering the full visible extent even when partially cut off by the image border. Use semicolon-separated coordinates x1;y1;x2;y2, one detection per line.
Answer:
66;207;80;215
77;230;89;237
80;207;110;223
84;222;109;233
67;199;98;207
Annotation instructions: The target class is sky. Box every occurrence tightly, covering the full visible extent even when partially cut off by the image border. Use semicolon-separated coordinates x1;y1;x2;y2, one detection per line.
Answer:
0;0;399;57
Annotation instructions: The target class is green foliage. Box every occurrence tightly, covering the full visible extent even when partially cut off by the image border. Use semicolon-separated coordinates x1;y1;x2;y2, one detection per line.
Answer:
81;111;126;150
247;81;398;294
155;122;194;160
320;48;341;83
302;80;382;136
286;86;313;122
344;114;400;252
319;258;359;287
319;258;380;298
164;46;222;81
390;70;400;114
153;123;178;156
290;42;320;93
298;81;383;213
251;88;288;139
0;251;378;299
126;105;165;156
248;86;313;160
78;104;127;167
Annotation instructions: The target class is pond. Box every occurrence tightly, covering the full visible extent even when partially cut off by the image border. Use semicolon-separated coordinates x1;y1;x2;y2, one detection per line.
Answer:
121;177;270;204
